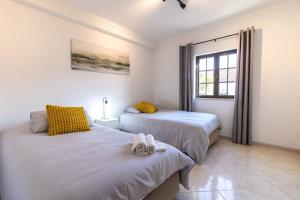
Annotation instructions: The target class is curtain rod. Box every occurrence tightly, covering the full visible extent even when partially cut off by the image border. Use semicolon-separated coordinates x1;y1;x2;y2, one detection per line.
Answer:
193;33;239;46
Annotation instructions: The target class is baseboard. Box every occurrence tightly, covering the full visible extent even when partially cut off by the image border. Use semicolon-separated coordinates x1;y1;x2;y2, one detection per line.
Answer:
252;141;300;153
220;135;231;140
219;135;300;153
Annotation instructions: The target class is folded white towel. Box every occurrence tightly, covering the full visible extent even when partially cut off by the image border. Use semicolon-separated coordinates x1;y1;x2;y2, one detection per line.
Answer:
132;133;147;155
155;142;166;152
145;134;156;155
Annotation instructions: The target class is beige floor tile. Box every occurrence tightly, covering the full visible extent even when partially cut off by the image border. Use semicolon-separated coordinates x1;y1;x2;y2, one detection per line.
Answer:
175;191;224;200
181;138;300;200
279;185;300;200
219;189;265;200
189;172;241;191
254;186;295;200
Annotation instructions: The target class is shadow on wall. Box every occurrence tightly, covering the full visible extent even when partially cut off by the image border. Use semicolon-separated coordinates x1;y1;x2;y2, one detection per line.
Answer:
156;99;179;109
251;28;263;136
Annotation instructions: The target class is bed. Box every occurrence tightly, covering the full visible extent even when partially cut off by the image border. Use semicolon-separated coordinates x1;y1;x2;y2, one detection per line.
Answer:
120;109;220;164
0;123;194;200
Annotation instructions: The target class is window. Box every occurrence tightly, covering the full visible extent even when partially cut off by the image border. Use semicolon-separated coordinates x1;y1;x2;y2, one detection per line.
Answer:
196;49;237;98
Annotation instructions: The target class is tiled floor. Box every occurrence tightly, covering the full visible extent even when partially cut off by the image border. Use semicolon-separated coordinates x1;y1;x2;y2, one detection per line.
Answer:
175;138;300;200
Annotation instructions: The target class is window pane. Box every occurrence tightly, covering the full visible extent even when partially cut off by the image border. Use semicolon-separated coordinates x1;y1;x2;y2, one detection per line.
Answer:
206;57;214;70
219;83;227;95
207;70;214;83
228;83;236;96
199;59;206;71
199;84;206;95
228;68;236;82
219;69;227;82
229;54;237;68
219;55;228;69
207;84;214;95
199;71;206;83
197;50;237;98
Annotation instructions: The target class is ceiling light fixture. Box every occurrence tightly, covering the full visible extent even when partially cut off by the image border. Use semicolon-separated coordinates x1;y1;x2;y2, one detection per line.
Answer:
163;0;189;9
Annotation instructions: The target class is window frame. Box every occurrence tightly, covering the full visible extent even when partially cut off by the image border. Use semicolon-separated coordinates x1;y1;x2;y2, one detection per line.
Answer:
195;49;237;99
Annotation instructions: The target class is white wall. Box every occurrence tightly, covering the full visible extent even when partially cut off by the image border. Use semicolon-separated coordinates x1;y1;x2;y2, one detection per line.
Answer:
153;0;300;149
0;0;154;130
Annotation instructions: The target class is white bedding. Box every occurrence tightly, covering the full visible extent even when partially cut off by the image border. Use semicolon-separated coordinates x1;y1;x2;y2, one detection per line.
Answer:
0;123;193;200
120;109;220;163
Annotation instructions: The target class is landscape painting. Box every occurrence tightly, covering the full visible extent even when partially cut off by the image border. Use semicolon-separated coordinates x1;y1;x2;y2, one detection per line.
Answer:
71;39;130;75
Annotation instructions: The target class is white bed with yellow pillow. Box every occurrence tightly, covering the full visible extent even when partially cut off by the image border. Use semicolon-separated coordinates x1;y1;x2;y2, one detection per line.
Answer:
120;108;220;164
0;106;194;200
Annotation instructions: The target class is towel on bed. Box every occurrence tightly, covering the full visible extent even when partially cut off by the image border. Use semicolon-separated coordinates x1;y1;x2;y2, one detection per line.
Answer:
156;142;167;152
145;134;156;154
132;133;147;155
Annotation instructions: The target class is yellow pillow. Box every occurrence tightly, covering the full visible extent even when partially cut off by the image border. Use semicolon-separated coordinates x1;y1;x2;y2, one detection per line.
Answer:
135;101;157;114
46;105;91;136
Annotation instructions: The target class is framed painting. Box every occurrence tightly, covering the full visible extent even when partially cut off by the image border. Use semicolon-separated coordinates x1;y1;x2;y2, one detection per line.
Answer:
71;39;130;75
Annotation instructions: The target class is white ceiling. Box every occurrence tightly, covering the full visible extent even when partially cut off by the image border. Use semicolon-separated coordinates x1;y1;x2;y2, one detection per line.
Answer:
61;0;283;41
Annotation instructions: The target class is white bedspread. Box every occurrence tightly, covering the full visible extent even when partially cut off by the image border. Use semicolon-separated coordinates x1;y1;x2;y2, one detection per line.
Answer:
120;109;220;163
0;123;193;200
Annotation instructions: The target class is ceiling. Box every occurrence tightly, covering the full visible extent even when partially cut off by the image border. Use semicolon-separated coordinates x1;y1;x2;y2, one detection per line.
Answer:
61;0;283;41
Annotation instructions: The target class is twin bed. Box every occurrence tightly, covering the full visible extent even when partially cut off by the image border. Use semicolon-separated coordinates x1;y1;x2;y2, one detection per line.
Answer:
120;109;220;164
0;108;220;200
0;124;193;200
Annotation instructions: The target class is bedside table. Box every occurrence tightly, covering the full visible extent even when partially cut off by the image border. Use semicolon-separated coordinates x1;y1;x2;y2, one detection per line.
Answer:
94;118;119;130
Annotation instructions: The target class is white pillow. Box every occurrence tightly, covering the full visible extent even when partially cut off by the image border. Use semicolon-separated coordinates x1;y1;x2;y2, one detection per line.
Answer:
30;110;94;133
125;107;141;114
30;111;48;133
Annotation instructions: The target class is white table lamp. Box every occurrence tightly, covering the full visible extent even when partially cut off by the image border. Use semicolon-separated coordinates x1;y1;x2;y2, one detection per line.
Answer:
102;97;111;119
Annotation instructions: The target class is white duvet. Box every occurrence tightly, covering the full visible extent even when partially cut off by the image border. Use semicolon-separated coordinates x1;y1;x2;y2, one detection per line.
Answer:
0;123;193;200
120;109;220;163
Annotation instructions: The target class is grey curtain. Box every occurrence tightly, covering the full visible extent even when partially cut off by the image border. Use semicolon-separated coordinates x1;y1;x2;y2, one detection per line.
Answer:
232;27;255;145
179;43;193;112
